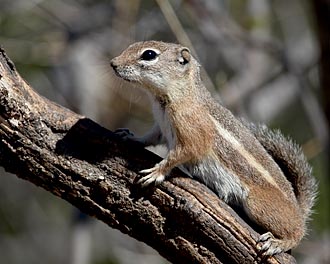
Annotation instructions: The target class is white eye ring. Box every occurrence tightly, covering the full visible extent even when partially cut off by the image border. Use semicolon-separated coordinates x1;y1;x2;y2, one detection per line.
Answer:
140;49;159;61
139;48;160;65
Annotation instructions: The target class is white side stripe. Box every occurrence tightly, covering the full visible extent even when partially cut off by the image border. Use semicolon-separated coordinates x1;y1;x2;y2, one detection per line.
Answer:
210;115;278;188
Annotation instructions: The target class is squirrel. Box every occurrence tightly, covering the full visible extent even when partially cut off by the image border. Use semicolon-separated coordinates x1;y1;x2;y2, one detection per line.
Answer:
110;41;317;256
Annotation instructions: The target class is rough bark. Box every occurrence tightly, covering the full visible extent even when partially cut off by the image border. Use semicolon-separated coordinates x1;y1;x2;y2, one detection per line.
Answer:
0;47;296;264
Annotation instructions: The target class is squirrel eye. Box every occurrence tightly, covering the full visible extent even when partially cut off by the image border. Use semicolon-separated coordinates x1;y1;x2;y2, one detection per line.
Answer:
140;50;158;61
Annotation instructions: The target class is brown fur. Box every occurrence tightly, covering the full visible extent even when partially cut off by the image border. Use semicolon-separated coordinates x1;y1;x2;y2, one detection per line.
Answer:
110;41;317;255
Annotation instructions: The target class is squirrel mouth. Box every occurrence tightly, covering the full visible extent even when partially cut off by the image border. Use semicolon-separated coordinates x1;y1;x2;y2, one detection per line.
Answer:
110;63;135;82
116;72;133;82
111;67;132;82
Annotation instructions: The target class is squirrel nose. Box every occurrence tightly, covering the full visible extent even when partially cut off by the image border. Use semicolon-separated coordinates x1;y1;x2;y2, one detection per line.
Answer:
110;59;117;69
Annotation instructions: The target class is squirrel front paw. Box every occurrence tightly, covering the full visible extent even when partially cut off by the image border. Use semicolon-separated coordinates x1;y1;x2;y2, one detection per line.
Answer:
115;128;145;145
257;232;284;256
137;165;166;187
115;128;135;140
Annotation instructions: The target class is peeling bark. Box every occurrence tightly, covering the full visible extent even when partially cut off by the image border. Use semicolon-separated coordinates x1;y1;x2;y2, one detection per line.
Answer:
0;47;295;264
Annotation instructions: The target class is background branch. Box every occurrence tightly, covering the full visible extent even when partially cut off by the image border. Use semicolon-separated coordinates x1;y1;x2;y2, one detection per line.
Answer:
0;48;295;264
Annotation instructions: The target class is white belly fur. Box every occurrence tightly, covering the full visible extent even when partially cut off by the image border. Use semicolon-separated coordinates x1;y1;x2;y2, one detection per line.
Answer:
184;156;248;204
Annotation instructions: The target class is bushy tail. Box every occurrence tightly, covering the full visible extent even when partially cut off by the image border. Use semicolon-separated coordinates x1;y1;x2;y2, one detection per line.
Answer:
243;121;318;223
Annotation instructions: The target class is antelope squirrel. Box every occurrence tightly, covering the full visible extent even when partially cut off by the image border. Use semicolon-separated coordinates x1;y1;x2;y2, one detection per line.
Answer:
110;41;317;256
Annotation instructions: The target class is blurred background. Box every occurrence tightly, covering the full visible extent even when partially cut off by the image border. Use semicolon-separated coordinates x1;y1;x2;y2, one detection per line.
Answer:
0;0;329;263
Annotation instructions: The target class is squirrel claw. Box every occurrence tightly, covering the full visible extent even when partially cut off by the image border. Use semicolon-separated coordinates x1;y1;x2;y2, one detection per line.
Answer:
140;167;156;174
257;232;283;256
115;128;146;145
137;166;165;187
258;232;273;242
114;128;134;136
114;128;136;141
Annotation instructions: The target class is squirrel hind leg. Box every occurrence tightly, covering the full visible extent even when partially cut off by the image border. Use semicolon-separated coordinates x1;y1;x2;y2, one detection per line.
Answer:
244;186;305;256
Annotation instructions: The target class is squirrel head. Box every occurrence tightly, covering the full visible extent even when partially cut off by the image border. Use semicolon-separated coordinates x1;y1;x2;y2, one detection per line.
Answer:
111;41;200;100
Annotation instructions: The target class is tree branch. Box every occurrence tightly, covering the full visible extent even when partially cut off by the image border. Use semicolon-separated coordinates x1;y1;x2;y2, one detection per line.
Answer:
0;47;295;264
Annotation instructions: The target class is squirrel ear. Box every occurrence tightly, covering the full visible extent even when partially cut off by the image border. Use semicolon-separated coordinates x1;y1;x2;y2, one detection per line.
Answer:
178;47;191;65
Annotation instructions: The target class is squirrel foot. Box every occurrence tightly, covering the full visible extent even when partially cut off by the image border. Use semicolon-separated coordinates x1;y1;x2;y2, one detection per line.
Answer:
137;165;165;187
115;128;146;145
257;232;284;256
114;128;135;140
